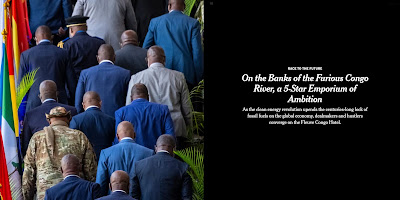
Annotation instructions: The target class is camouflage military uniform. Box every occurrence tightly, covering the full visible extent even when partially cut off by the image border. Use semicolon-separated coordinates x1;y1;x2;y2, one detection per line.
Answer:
22;107;97;200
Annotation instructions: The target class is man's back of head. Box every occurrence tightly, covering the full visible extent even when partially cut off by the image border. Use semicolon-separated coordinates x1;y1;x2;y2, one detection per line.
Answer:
82;91;102;110
155;134;176;155
116;121;136;141
121;30;139;47
97;44;115;63
110;170;130;193
39;80;58;102
35;25;53;42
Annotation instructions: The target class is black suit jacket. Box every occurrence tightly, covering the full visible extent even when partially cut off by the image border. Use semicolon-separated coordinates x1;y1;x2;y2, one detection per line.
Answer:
95;191;137;200
18;41;77;112
115;44;148;75
21;100;77;157
45;176;101;200
131;0;168;46
63;31;106;79
132;152;193;200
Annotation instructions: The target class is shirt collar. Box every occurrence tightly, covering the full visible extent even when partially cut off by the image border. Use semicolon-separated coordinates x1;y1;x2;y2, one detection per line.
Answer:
149;62;164;68
84;105;99;111
99;60;114;65
38;39;51;44
113;190;127;194
64;174;80;180
121;137;134;141
157;150;170;154
169;10;184;14
42;98;56;103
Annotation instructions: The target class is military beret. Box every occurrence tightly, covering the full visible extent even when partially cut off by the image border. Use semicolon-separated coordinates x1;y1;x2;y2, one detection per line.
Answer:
66;15;90;27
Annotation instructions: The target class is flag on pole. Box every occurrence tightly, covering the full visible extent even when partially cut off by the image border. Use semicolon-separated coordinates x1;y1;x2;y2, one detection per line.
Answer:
0;0;24;199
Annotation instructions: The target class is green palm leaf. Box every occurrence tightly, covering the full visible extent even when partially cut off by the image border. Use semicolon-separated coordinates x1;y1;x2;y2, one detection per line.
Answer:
184;0;199;16
174;147;204;200
16;68;39;108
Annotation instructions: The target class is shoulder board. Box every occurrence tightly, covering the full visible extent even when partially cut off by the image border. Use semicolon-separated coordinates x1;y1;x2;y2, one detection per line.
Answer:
57;37;70;48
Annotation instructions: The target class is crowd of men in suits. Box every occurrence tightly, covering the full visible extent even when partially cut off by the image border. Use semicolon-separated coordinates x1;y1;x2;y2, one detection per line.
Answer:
19;0;203;199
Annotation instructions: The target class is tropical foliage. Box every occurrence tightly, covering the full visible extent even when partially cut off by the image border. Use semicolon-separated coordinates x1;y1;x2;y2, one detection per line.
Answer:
187;79;204;141
174;146;204;200
16;68;38;108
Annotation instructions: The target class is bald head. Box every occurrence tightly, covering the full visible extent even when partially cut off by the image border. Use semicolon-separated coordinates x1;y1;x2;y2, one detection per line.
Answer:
61;154;81;177
147;46;166;66
116;121;135;141
120;30;139;47
155;134;176;155
130;83;149;101
82;91;102;110
109;170;130;192
168;0;186;11
97;44;115;63
35;25;53;42
39;80;58;102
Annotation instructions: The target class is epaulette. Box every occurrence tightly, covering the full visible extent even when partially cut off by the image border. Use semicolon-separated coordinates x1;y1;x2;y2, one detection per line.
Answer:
57;37;70;48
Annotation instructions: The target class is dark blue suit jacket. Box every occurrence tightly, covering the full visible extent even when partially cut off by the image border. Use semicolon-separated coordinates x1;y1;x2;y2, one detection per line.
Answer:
75;61;131;117
96;139;154;197
114;98;175;149
21;100;77;157
63;31;106;79
70;107;115;161
95;191;137;200
142;10;203;85
44;176;101;200
132;152;193;200
28;0;72;34
18;41;77;112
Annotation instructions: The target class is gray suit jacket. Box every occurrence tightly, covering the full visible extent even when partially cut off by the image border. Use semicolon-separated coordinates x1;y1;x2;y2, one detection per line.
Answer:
126;63;192;137
73;0;137;50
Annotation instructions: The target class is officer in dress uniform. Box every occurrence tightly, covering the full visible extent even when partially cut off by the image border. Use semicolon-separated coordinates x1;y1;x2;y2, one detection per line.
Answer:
58;15;106;80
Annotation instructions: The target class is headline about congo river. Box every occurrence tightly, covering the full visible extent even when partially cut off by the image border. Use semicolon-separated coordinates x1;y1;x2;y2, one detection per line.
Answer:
241;72;369;103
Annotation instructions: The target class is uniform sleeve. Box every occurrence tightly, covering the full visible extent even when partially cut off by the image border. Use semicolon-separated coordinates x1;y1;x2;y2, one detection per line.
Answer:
95;150;110;197
163;106;175;137
142;20;155;49
22;138;37;200
92;183;102;199
72;0;84;16
81;133;97;182
125;0;137;31
191;20;204;84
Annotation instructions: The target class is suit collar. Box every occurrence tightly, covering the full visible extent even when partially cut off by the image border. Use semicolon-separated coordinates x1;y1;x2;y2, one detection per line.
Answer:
119;138;135;144
156;152;172;157
99;60;114;65
74;31;89;37
169;10;184;14
131;98;148;104
85;106;101;112
37;41;52;46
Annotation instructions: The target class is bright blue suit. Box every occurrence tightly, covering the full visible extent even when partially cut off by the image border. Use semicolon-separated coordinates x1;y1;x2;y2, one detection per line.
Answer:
96;138;154;197
70;107;115;161
114;98;175;149
142;10;204;85
44;176;101;200
75;61;131;117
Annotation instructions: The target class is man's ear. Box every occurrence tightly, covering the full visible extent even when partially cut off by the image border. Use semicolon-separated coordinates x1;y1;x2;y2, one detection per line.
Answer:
50;35;54;42
109;183;112;191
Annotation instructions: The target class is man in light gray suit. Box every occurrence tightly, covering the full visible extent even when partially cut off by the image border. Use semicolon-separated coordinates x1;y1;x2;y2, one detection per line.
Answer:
126;46;192;149
72;0;137;50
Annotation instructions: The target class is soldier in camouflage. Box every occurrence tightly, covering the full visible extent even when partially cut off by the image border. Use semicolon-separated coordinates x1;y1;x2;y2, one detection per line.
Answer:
22;106;97;200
